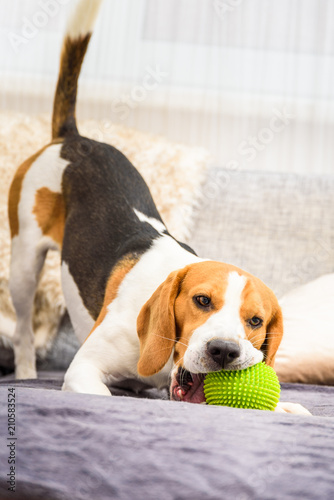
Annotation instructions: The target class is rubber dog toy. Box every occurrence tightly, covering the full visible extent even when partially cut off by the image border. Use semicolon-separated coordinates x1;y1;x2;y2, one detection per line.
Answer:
204;362;280;411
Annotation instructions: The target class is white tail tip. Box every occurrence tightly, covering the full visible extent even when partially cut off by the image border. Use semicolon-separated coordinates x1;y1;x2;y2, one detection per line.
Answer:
66;0;103;39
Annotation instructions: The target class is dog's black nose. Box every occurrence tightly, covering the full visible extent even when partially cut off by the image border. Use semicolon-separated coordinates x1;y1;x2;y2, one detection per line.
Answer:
207;340;240;369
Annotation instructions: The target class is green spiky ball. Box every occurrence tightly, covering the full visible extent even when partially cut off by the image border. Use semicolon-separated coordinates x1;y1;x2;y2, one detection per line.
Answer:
204;362;280;411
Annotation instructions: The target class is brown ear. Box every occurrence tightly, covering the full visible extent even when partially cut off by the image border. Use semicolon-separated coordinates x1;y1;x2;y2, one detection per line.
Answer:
263;301;284;367
137;268;187;377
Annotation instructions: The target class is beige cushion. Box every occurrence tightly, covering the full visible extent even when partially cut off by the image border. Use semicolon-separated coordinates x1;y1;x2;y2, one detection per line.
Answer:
275;274;334;385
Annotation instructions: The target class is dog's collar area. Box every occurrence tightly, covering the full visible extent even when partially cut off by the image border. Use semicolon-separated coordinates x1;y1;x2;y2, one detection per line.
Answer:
171;366;207;404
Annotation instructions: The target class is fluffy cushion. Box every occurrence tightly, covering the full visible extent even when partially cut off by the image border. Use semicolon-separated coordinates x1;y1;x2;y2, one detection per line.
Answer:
275;274;334;385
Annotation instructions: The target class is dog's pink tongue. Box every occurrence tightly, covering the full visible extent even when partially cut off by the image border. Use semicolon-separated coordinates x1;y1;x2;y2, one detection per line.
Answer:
182;375;205;404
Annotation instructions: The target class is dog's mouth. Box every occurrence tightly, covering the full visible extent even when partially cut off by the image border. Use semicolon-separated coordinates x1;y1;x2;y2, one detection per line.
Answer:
170;367;207;404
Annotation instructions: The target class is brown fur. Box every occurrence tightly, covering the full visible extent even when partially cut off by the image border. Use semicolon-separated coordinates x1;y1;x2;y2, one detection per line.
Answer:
240;277;283;366
8;145;50;238
33;187;66;247
137;261;284;377
86;255;139;341
137;268;190;377
261;304;284;367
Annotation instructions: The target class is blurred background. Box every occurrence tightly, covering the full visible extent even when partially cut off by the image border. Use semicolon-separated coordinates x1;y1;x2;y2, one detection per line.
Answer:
1;0;334;174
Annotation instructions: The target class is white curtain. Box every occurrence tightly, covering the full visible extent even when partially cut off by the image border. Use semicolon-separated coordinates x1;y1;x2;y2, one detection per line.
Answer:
1;0;334;174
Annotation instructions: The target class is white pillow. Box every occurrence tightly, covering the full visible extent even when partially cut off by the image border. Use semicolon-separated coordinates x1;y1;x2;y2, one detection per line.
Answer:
275;273;334;385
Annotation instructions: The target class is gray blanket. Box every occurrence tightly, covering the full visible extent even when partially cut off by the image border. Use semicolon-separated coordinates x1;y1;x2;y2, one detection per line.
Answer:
1;373;334;500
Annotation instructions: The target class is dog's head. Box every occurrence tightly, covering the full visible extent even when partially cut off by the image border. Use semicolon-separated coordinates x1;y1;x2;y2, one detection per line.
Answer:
137;261;283;403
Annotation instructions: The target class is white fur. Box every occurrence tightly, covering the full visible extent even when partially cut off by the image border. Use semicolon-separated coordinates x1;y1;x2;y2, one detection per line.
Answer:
184;271;263;373
66;0;103;39
63;234;203;394
133;208;166;234
61;262;95;343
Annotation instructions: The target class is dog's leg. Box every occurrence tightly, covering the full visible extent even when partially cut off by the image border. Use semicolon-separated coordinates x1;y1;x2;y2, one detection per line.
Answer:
9;236;49;379
8;141;66;379
62;310;140;396
62;332;115;396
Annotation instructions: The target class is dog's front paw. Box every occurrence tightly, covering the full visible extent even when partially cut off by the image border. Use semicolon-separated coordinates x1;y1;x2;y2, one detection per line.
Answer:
62;363;112;396
275;401;312;416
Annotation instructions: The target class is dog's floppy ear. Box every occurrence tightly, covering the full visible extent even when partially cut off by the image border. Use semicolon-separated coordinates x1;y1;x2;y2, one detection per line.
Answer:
263;299;284;367
137;267;187;377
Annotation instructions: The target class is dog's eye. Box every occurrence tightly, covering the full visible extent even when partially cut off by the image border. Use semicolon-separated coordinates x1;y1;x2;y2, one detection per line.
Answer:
195;296;211;308
248;316;263;328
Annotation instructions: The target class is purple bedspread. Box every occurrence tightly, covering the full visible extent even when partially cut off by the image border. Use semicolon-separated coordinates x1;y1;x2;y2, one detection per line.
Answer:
0;372;334;500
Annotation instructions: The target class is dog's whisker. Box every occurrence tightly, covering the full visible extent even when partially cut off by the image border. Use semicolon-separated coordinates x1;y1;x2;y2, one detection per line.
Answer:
250;331;281;341
152;332;188;348
147;346;179;356
249;332;281;345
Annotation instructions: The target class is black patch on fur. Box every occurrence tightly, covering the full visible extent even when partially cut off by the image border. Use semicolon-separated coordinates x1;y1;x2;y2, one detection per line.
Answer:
60;136;196;319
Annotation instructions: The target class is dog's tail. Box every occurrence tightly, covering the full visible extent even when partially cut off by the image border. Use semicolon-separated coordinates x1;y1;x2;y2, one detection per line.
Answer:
52;0;103;140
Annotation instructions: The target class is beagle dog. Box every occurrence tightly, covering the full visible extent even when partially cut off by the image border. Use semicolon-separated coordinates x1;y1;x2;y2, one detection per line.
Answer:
8;0;310;415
